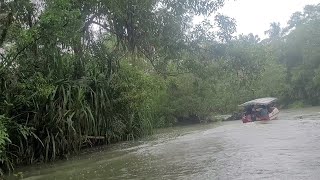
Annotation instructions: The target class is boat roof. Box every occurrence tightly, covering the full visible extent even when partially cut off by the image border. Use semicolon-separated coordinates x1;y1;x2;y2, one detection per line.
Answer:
239;97;277;107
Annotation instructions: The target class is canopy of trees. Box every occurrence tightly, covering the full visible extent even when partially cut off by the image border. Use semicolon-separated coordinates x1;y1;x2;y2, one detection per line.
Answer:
0;0;319;174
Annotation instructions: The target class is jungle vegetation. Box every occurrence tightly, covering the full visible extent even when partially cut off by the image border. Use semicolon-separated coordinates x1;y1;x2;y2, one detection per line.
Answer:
0;0;319;174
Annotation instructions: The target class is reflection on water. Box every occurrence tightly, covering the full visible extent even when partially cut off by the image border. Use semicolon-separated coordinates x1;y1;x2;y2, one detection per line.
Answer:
9;107;320;180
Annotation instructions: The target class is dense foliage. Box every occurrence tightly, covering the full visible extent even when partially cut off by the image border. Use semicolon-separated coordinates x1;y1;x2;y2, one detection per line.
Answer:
0;0;319;174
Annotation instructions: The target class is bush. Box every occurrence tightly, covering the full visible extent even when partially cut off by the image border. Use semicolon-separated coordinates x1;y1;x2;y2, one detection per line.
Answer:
0;115;12;175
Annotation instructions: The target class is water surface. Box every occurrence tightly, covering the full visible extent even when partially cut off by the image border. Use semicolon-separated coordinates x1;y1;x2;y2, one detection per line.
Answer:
10;107;320;180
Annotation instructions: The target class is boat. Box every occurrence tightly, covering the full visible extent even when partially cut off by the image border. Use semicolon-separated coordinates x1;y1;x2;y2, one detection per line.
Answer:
238;97;280;123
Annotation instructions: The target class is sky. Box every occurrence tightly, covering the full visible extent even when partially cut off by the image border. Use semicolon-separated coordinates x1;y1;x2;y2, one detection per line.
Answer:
204;0;320;38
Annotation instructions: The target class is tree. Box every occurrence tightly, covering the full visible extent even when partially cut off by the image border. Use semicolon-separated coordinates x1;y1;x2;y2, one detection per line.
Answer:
264;22;282;40
0;0;229;173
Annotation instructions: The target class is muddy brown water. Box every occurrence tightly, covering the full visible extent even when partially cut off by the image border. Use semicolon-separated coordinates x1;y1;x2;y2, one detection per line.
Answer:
8;107;320;180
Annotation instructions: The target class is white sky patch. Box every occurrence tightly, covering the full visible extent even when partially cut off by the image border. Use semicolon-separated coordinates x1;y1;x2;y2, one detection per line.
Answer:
195;0;320;38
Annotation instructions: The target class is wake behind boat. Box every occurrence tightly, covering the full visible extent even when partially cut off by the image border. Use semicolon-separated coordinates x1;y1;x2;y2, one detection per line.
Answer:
239;97;280;123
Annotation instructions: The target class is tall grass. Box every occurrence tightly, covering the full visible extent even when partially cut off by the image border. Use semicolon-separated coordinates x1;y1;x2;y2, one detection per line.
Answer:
0;42;164;173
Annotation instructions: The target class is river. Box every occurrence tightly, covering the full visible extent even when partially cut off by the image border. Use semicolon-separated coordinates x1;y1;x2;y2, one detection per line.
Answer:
8;107;320;180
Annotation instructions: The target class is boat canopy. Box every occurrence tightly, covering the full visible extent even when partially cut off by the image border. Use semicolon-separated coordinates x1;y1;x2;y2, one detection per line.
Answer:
239;97;277;107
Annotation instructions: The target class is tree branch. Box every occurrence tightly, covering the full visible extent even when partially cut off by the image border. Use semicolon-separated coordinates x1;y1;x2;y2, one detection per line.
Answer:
138;48;190;77
80;14;98;33
91;21;123;37
0;12;13;47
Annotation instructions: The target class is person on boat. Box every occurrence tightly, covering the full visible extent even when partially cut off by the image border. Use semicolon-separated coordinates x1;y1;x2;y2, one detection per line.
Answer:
267;103;276;113
251;105;258;121
267;104;272;113
260;106;269;120
243;105;254;122
245;105;253;115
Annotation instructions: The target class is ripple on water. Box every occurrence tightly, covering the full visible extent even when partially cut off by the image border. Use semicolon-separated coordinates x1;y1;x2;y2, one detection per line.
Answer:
10;107;320;180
